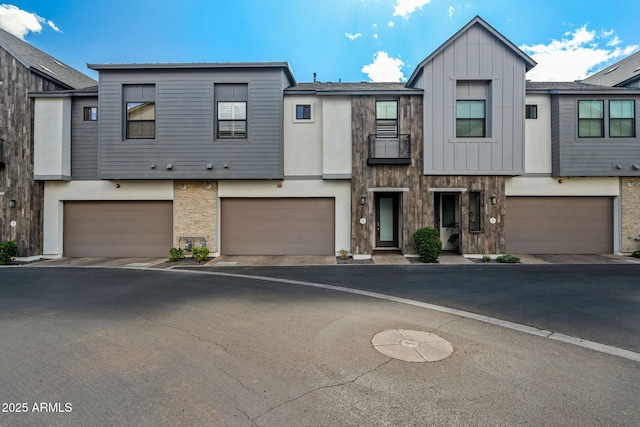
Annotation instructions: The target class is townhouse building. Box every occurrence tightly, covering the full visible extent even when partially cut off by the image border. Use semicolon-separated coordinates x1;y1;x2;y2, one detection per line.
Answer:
28;16;640;259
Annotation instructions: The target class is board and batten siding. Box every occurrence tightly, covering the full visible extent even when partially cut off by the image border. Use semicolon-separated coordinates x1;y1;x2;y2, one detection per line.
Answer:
552;95;640;176
414;24;527;176
71;97;99;180
96;68;288;180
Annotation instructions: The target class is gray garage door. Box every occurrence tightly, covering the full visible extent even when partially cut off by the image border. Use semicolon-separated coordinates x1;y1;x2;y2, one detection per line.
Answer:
221;198;335;255
64;201;173;257
506;197;613;254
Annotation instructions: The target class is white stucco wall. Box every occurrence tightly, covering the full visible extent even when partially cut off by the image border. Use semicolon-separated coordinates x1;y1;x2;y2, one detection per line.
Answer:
524;94;552;174
43;180;174;257
34;98;71;179
284;96;323;176
506;176;619;196
218;180;351;253
321;97;352;177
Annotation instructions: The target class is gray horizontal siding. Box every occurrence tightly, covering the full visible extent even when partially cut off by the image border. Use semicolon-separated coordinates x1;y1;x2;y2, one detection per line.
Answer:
71;97;99;180
97;69;286;179
554;95;640;176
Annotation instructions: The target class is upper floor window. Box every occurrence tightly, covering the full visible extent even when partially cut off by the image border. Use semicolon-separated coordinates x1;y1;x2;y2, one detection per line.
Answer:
83;106;98;121
456;100;485;137
456;81;490;138
609;100;635;137
525;104;538;119
376;100;398;137
578;100;604;138
296;104;311;120
123;84;155;139
215;84;248;140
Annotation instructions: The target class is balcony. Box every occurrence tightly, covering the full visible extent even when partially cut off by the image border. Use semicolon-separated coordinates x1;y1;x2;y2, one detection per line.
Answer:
367;134;411;165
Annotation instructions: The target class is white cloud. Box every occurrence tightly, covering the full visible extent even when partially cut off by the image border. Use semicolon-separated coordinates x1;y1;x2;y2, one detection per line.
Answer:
345;32;362;41
0;4;60;39
388;21;394;27
393;0;432;19
361;51;405;82
373;33;378;39
520;25;639;81
448;6;455;17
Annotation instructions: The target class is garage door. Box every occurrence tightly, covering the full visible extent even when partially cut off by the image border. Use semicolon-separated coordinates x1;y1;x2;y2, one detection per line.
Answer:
64;201;173;257
506;197;613;254
221;198;335;255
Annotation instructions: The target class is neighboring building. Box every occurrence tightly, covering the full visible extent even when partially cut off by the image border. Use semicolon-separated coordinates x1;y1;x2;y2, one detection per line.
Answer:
33;62;350;258
0;28;96;257
30;16;640;258
581;52;640;253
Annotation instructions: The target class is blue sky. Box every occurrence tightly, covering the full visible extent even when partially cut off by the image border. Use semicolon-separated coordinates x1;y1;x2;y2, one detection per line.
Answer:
1;0;639;83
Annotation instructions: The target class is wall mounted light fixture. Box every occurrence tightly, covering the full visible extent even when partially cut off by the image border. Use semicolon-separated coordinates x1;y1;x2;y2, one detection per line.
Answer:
166;163;173;170
633;164;640;170
206;163;213;170
490;196;497;205
204;183;211;190
360;196;366;205
9;199;16;208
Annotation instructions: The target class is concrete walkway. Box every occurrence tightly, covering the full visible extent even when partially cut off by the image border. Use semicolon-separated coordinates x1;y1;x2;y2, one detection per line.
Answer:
26;253;640;268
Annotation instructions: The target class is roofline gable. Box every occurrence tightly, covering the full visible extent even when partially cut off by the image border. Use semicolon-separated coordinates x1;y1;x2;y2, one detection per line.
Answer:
406;16;536;87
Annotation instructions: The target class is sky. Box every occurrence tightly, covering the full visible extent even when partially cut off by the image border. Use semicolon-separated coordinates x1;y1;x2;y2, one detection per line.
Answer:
1;0;639;84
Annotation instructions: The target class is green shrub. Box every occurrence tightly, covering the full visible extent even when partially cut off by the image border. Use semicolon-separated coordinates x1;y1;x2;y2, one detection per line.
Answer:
413;227;442;263
338;249;349;260
168;247;185;262
0;240;19;265
192;246;210;263
496;254;520;263
482;255;492;263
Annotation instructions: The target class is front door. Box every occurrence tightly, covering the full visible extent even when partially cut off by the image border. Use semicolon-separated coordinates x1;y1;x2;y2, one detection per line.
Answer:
439;194;460;251
375;193;399;248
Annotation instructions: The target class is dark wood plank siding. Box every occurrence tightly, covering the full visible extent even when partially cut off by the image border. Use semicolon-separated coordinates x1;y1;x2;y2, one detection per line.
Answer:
351;95;506;255
555;95;640;176
71;97;99;180
0;47;67;256
97;69;286;180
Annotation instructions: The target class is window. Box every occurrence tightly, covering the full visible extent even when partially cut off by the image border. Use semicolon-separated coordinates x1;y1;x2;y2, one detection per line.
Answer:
609;100;635;137
469;191;483;232
83;106;97;121
525;104;538;119
578;100;604;138
217;102;246;139
296;104;311;120
123;84;155;139
215;84;248;139
456;100;485;137
376;100;398;137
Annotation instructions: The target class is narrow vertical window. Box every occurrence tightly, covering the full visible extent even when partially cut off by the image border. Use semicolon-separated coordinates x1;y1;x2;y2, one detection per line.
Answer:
525;104;537;119
469;191;483;232
578;100;604;138
83;106;98;121
376;100;398;137
609;100;635;137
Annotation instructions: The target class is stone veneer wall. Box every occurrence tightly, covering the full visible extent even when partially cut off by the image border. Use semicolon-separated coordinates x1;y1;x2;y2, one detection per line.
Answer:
621;177;640;253
173;180;217;252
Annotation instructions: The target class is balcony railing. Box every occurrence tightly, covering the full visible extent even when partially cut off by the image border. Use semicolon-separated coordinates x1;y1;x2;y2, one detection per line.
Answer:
367;134;411;165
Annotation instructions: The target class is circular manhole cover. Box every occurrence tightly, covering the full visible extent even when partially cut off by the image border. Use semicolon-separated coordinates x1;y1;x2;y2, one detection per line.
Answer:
372;329;453;362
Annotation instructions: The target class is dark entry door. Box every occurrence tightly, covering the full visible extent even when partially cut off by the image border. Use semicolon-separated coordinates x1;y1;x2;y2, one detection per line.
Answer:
375;193;399;248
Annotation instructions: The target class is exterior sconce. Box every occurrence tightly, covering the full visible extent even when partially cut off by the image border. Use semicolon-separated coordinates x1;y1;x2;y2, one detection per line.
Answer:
223;163;229;169
166;163;173;170
180;184;187;190
206;163;213;170
633;164;640;170
615;164;622;169
360;196;366;205
9;199;16;208
558;179;564;184
277;183;283;188
204;183;212;190
490;196;497;205
150;164;156;169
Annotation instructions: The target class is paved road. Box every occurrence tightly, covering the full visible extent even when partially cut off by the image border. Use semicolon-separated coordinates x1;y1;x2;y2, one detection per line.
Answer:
0;266;638;426
196;264;640;353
